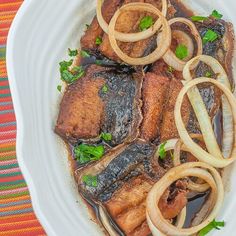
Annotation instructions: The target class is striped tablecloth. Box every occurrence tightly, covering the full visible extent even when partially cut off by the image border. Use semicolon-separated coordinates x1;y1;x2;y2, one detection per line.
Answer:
0;1;46;235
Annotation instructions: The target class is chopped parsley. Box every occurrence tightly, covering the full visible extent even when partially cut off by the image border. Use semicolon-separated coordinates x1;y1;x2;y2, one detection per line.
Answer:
59;59;73;73
211;10;223;19
60;64;85;84
82;175;98;187
74;144;104;164
57;85;62;92
175;44;188;60
100;132;112;141
202;29;219;44
190;16;208;22
86;24;90;29
95;60;102;65
205;71;213;77
81;50;90;58
68;48;78;57
102;84;108;93
191;9;223;22
95;36;103;45
198;219;225;236
139;16;154;31
159;141;167;160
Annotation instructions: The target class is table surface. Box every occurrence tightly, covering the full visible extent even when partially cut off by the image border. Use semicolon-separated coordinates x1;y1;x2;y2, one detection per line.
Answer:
0;0;46;235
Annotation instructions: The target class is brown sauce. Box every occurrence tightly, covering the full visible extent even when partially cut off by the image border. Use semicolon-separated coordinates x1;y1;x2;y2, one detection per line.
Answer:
60;0;233;235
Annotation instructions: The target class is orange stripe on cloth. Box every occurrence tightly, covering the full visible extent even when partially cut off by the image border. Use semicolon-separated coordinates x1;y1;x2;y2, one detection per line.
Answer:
0;219;41;231
0;195;30;204
0;213;37;224
0;226;45;236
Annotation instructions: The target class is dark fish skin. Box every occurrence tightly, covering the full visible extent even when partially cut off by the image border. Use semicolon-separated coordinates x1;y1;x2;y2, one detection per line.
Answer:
187;19;234;137
97;70;142;147
78;141;155;200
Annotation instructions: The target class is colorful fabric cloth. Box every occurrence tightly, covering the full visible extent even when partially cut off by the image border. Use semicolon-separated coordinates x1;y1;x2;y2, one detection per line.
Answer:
0;1;46;235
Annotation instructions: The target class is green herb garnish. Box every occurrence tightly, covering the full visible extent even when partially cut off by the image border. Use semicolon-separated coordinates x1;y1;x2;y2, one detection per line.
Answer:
68;48;78;57
72;66;85;76
205;71;213;77
211;10;223;19
86;24;90;29
100;132;112;141
202;29;219;44
81;50;90;58
198;219;225;236
139;16;154;31
82;175;98;187
57;85;62;92
74;144;104;164
102;84;108;93
60;67;84;84
159;141;167;160
95;60;102;65
175;44;188;60
190;16;208;22
95;36;103;45
59;60;73;73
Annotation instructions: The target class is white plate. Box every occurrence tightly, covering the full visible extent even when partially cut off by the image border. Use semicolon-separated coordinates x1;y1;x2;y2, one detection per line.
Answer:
6;0;236;235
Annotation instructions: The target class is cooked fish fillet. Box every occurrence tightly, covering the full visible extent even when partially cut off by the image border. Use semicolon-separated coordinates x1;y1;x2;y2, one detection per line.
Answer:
140;73;170;141
55;65;105;143
105;177;152;216
81;0;121;50
160;78;190;142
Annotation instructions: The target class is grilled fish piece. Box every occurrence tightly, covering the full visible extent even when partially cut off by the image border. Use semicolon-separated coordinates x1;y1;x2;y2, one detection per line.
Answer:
140;73;170;141
160;78;190;141
81;0;122;50
76;139;187;235
55;64;142;145
55;65;105;143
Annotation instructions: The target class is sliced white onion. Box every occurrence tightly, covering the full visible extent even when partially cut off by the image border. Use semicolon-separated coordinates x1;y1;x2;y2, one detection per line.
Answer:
146;162;224;236
174;77;236;168
162;17;202;71
96;0;167;42
108;3;171;65
147;207;186;236
183;55;233;159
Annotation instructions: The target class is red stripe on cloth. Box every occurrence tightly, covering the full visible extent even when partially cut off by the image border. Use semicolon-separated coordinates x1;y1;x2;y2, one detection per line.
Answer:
0;113;15;123
0;220;42;231
0;125;16;132
0;97;12;103
0;81;9;86
0;0;23;4
0;175;23;183
0;22;11;29
0;89;10;94
0;105;13;111
0;227;45;236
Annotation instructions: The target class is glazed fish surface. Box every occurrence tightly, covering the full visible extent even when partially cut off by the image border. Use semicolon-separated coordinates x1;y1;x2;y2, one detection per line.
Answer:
55;0;235;235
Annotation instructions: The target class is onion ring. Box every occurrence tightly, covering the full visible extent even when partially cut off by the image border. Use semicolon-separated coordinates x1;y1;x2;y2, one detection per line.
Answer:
108;3;171;65
174;77;236;168
96;0;167;42
183;55;233;158
162;17;202;71
173;136;210;192
146;162;223;236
